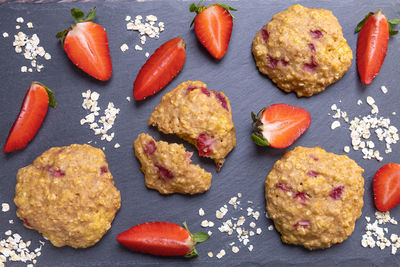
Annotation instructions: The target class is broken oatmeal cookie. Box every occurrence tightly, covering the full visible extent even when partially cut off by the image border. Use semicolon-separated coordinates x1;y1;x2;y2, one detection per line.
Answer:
134;133;212;194
148;81;236;170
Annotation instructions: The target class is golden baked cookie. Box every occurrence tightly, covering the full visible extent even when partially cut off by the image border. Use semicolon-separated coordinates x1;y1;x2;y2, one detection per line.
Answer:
134;133;212;195
265;146;364;250
148;81;236;171
252;4;353;97
14;144;121;248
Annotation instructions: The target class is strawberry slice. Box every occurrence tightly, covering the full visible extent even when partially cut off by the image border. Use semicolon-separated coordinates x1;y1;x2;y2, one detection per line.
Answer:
3;82;56;153
251;104;311;148
117;222;209;257
190;1;237;59
373;163;400;211
133;37;186;101
355;9;399;85
57;7;112;81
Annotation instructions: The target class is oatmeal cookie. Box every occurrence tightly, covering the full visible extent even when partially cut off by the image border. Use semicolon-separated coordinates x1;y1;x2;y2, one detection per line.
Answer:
252;4;353;97
134;133;212;194
14;144;121;248
265;146;364;250
148;81;236;170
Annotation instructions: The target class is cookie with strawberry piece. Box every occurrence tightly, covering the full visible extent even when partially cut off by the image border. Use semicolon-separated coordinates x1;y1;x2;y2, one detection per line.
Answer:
148;81;236;171
252;4;352;97
134;133;212;195
265;146;364;250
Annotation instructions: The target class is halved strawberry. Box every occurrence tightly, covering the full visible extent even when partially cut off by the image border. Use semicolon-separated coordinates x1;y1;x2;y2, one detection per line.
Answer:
373;163;400;211
117;222;209;257
3;82;56;153
190;1;237;59
355;9;399;85
251;104;311;148
133;37;186;101
57;7;112;81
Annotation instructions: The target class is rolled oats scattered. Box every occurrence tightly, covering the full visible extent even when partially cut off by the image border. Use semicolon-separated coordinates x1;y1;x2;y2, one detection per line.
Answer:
2;32;9;38
11;30;51;72
198;208;205;217
329;91;398;161
81;90;120;144
120;43;129;52
1;203;10;212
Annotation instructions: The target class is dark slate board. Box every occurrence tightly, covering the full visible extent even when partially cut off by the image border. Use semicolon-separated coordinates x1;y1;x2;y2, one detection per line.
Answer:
0;0;400;266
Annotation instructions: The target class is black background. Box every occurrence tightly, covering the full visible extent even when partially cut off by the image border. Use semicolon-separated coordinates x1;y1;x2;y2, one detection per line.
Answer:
0;0;400;266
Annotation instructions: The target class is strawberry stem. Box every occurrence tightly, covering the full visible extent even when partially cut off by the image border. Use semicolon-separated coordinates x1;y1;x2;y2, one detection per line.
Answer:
182;221;209;258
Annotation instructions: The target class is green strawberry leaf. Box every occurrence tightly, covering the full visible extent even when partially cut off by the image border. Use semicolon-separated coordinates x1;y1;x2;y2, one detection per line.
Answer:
355;12;374;33
251;111;257;122
85;7;97;22
71;8;85;23
55;29;69;46
34;82;57;108
189;3;197;12
389;18;400;36
193;232;210;243
216;3;238;19
184;247;199;258
251;133;269;147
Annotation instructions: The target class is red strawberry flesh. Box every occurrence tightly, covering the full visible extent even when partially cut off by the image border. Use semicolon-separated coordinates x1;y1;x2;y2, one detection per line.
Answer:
329;186;344;200
144;140;157;156
294;192;308;204
155;164;174;180
310;30;323;39
193;4;234;59
133;37;186;100
303;56;318;73
259;103;311;148
261;29;269;42
48;167;65;177
357;10;389;85
63;22;112;81
276;182;291;192
197;133;214;157
294;220;310;228
3;82;53;153
373;163;400;211
306;170;319;177
100;166;108;174
212;91;228;111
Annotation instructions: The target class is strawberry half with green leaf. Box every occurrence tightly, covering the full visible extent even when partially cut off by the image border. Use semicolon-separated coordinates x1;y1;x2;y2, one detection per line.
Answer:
133;37;186;100
373;163;400;211
355;9;399;85
57;7;112;81
251;104;311;149
117;222;209;257
190;1;237;59
4;82;56;153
